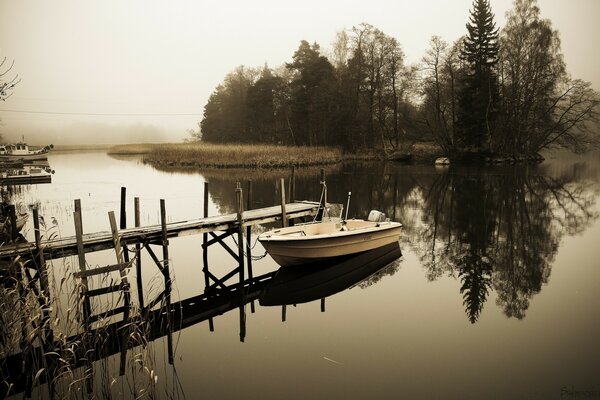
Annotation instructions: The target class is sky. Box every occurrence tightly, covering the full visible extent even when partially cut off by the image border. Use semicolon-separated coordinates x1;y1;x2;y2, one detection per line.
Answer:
0;0;599;145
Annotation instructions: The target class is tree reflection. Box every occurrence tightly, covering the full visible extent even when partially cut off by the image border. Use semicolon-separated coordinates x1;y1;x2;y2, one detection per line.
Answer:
416;164;599;322
190;158;598;324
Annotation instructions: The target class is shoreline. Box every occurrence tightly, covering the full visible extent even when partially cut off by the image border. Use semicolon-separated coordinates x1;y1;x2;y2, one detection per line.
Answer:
108;142;443;168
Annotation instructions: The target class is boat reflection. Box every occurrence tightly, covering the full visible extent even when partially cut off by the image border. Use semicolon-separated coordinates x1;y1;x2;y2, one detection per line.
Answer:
0;161;54;186
260;242;402;306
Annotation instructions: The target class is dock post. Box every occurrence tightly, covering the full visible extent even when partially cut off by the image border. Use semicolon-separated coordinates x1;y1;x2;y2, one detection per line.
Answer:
317;168;326;221
134;197;144;308
160;199;174;364
290;166;296;203
246;180;255;314
282;305;287;322
321;298;326;313
119;187;131;269
120;187;127;229
32;207;53;344
280;178;288;228
202;181;215;332
236;183;246;342
73;199;94;395
74;200;92;323
107;211;132;376
8;204;17;242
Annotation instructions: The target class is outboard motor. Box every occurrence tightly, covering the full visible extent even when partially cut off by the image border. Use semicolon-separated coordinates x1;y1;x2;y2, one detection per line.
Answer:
367;210;386;222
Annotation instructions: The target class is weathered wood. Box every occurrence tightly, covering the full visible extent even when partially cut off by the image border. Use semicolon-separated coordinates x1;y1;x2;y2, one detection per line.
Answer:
0;201;320;261
236;183;246;342
108;210;131;376
73;262;130;278
280;178;288;228
8;204;17;242
134;197;144;308
74;200;92;322
160;199;174;364
88;306;128;324
246;180;255;314
120;187;127;230
86;283;128;298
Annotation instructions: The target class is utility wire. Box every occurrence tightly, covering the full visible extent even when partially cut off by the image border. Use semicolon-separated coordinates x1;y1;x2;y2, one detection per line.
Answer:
0;109;201;117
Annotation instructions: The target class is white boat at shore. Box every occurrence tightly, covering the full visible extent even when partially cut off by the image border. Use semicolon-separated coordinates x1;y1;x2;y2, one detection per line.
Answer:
0;142;53;161
258;211;402;267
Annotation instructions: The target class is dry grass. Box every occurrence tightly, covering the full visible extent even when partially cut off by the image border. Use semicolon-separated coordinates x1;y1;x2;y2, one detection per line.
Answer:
110;142;343;168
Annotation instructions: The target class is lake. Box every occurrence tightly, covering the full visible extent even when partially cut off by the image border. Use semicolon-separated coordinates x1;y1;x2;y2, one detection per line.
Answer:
2;149;599;400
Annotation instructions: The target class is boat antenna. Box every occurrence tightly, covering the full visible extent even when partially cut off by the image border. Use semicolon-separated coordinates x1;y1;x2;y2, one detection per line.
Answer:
344;191;351;222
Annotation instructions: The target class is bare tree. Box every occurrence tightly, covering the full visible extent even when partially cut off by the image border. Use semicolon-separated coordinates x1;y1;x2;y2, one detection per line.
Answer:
0;57;20;102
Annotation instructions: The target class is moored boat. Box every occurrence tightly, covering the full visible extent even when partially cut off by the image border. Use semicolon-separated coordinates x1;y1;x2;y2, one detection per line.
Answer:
0;142;53;161
258;211;402;267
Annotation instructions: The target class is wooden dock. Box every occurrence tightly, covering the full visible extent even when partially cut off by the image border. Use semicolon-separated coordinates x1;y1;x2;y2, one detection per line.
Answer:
0;201;320;262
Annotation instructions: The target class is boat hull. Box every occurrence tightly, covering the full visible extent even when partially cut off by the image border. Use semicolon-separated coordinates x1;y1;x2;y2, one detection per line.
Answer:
258;220;402;267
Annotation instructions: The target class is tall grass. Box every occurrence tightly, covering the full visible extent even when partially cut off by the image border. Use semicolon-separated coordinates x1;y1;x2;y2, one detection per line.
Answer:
110;143;343;168
0;220;183;399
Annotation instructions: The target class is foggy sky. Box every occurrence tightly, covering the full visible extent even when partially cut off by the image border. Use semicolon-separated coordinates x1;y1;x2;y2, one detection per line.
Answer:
1;0;598;145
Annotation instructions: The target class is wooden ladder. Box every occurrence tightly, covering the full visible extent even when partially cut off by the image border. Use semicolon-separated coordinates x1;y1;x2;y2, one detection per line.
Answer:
73;201;132;325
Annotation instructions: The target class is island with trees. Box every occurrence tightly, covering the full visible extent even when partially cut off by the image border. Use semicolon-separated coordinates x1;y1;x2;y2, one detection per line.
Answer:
110;0;599;167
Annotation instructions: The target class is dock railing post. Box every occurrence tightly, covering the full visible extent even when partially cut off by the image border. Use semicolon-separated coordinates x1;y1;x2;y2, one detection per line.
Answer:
8;204;17;242
160;199;174;364
134;197;144;308
202;181;215;332
246;180;255;314
33;207;53;345
280;178;288;228
235;182;246;342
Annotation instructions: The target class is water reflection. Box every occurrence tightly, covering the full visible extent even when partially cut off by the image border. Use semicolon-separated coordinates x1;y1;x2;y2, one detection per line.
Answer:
197;160;598;323
414;164;599;322
260;242;402;306
0;241;401;398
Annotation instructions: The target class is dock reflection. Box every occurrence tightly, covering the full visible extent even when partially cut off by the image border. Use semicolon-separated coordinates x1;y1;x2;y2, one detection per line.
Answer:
0;241;401;398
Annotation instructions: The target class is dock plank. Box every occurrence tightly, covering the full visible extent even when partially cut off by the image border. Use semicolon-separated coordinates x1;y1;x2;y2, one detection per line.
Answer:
0;201;320;262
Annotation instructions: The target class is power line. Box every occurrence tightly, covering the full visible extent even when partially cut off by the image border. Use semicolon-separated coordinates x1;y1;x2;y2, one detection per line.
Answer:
0;109;201;117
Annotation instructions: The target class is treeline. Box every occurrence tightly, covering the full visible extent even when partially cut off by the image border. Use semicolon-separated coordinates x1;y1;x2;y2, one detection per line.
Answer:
196;0;599;156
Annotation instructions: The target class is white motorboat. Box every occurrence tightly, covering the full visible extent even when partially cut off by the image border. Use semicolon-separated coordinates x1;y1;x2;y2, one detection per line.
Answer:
258;210;402;267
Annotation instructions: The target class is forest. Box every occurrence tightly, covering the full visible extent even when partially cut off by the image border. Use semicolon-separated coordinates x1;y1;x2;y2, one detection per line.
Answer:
195;0;599;158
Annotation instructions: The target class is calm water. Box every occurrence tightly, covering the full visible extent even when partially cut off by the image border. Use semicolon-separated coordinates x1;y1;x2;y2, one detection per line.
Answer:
3;150;600;399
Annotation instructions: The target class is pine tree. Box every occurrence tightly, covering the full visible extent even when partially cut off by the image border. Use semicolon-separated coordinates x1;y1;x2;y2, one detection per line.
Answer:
457;0;500;153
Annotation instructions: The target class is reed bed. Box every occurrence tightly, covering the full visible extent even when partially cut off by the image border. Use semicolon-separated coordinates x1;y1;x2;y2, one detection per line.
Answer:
110;143;343;168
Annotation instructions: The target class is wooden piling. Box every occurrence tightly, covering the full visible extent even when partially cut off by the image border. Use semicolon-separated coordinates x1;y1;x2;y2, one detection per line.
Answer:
120;187;127;229
246;180;255;314
8;204;17;242
280;178;288;228
290;166;296;203
134;197;144;308
74;200;91;322
33;207;53;344
108;211;131;375
235;183;246;342
202;182;215;332
160;199;174;364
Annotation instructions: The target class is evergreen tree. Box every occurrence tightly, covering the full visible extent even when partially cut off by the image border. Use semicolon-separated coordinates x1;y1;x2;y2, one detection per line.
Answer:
457;0;500;152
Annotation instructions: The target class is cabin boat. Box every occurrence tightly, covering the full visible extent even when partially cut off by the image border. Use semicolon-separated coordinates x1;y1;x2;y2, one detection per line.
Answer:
0;142;53;161
258;210;402;267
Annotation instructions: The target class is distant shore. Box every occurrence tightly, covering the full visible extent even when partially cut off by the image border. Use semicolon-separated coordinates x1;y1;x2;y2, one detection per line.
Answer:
107;142;443;168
